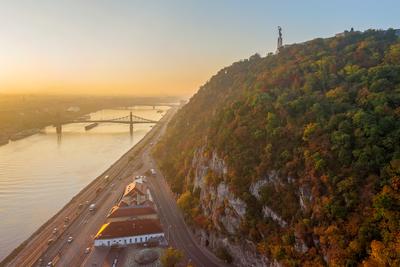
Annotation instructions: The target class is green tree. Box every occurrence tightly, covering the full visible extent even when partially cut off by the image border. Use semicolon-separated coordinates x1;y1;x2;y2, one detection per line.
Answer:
160;247;184;267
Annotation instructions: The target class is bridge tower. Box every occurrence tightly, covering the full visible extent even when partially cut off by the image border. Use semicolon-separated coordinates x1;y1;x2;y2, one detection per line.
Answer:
55;112;62;134
56;124;62;134
277;26;283;52
129;111;133;135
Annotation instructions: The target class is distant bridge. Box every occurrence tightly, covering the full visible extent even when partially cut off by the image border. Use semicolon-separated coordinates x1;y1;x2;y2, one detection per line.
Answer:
113;103;179;110
56;112;157;134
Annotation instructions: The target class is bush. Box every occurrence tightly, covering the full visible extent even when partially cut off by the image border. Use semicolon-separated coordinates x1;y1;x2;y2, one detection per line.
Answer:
160;247;184;267
215;246;233;264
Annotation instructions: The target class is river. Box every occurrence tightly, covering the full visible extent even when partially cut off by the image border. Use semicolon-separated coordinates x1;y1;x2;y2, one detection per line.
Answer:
0;105;169;261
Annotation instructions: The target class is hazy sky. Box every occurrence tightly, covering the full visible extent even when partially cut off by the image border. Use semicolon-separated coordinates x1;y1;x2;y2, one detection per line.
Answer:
0;1;398;97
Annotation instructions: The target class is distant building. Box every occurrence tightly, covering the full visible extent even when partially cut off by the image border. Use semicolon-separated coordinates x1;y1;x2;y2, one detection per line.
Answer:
66;106;80;112
107;205;158;222
94;219;164;247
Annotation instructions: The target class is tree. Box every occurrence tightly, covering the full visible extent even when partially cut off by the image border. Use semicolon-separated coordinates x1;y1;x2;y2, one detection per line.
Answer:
177;191;194;214
160;247;184;267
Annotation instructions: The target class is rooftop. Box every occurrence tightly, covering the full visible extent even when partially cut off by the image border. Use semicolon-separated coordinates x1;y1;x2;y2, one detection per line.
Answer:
95;219;163;240
108;205;157;218
123;181;148;197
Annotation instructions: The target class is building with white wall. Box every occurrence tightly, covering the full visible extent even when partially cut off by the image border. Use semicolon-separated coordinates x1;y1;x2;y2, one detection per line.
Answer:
94;219;164;247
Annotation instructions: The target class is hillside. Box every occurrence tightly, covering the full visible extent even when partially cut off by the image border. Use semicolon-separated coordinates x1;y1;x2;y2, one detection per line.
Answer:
154;29;400;266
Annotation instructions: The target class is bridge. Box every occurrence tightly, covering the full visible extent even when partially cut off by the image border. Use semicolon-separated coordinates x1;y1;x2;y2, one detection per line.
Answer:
113;103;179;110
56;112;157;134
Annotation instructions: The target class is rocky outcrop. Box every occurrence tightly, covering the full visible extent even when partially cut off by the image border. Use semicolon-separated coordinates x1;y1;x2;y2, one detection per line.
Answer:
262;206;288;228
189;147;277;266
299;184;312;212
195;228;279;267
249;173;289;228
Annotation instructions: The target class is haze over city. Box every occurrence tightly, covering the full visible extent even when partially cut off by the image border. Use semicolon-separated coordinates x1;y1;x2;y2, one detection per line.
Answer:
0;0;398;97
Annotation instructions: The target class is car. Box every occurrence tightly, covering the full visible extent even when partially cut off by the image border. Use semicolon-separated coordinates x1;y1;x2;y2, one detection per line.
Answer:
52;228;58;235
64;216;70;223
78;203;83;209
85;247;91;254
47;239;54;245
89;203;96;212
67;236;73;243
47;261;53;267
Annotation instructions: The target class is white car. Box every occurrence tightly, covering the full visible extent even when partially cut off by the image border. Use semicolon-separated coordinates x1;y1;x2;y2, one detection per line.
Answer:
67;236;73;243
85;247;91;254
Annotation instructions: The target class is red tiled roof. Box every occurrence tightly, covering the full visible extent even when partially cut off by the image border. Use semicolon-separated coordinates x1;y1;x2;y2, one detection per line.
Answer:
95;219;163;239
107;205;157;218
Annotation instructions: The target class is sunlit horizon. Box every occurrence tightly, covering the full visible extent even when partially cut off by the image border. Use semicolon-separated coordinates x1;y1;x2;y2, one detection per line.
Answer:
0;0;398;97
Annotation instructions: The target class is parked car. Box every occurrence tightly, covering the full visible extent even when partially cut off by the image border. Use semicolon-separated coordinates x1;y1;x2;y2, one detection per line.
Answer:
52;228;58;235
85;247;91;254
67;236;73;243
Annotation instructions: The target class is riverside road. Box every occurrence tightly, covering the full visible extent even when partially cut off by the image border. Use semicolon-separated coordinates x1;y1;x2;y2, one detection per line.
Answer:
4;106;226;267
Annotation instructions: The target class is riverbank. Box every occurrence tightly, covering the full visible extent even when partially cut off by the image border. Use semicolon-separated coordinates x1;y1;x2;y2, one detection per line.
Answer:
0;94;180;148
1;107;177;266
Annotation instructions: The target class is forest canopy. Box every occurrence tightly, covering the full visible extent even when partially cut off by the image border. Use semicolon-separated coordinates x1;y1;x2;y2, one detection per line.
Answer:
154;29;400;266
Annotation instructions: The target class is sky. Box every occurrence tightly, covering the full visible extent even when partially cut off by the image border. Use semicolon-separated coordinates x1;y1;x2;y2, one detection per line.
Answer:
0;1;399;97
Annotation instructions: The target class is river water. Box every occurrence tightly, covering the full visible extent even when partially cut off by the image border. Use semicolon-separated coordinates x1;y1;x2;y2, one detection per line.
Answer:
0;106;169;261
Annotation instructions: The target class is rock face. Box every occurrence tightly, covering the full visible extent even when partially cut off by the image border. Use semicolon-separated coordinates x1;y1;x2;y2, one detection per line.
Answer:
188;146;282;267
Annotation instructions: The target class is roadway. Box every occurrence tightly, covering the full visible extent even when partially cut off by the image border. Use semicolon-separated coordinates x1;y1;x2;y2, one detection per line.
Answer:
4;105;226;267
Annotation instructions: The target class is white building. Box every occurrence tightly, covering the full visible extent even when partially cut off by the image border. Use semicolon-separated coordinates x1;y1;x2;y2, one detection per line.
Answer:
94;219;164;247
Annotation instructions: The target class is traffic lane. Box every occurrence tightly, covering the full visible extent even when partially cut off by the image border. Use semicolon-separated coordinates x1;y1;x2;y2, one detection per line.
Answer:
145;170;221;267
43;165;132;266
57;169;134;266
83;246;110;267
142;143;226;267
150;189;206;266
37;163;129;265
